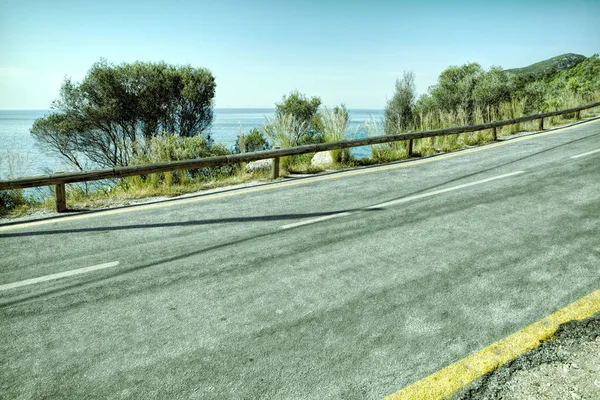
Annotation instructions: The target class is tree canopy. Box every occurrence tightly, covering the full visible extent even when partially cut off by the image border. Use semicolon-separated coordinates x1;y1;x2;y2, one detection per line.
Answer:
429;63;483;120
415;63;520;123
31;60;216;169
472;66;514;110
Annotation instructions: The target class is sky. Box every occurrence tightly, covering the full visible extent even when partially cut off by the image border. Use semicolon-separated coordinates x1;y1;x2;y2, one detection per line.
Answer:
1;0;599;110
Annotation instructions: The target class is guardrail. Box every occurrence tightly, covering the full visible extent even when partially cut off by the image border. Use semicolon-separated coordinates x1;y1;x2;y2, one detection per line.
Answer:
1;102;599;212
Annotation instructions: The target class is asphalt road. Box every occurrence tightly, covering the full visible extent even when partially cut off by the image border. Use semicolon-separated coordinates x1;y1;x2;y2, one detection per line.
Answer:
1;119;600;399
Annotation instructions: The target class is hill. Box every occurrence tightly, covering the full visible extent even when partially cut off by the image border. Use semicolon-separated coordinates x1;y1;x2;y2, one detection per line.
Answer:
506;53;586;80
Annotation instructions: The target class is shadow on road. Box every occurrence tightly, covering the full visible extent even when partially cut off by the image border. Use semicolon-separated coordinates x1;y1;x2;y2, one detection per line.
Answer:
0;210;370;238
0;224;301;308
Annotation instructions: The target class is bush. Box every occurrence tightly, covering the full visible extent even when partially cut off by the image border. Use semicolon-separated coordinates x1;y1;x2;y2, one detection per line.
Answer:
129;134;236;186
0;190;26;216
275;90;322;132
429;63;483;122
234;128;271;153
262;113;310;148
521;81;547;114
273;91;325;145
321;105;351;162
472;66;515;114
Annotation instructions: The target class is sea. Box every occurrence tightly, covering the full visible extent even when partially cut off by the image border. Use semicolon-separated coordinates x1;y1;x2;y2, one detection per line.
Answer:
0;109;383;179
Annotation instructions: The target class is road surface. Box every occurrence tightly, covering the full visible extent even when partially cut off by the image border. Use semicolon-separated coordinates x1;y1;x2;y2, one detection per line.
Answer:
1;119;599;399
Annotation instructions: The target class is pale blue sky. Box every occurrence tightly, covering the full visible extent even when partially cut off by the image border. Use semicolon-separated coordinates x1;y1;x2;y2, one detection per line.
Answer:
1;0;598;109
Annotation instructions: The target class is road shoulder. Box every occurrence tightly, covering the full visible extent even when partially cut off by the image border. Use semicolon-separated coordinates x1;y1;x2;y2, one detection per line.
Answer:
450;312;600;400
383;288;600;400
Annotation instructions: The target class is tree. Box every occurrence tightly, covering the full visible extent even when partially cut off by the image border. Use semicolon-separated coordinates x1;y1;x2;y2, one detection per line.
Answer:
520;81;547;113
274;90;324;144
429;63;483;123
384;71;416;134
472;66;514;113
31;60;216;169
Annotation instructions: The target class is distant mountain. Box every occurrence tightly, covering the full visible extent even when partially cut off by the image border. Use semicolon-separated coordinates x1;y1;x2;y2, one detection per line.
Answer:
506;53;586;80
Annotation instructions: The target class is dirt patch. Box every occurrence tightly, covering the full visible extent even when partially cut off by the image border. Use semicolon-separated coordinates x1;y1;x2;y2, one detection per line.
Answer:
450;312;600;400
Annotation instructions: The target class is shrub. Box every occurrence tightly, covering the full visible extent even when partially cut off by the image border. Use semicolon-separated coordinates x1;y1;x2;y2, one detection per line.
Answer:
473;66;515;115
321;105;351;162
234;128;271;153
275;90;323;133
129;134;235;186
429;63;484;123
522;81;547;113
273;91;325;145
0;190;26;216
262;113;309;148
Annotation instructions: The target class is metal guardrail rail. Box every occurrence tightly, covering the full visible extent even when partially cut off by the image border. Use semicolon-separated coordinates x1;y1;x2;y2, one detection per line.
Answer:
1;102;599;212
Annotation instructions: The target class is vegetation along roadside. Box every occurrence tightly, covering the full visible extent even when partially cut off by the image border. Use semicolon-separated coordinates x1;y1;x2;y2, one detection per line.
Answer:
1;53;599;218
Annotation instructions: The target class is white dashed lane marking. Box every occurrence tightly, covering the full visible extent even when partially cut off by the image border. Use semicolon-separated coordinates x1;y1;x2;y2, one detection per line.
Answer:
571;148;600;159
0;261;120;291
280;171;525;229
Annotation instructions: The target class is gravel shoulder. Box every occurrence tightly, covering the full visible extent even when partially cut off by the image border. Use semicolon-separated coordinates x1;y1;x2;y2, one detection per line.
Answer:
450;312;600;400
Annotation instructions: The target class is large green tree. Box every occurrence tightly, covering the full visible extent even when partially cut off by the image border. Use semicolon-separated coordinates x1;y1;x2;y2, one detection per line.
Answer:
429;63;483;123
31;60;216;168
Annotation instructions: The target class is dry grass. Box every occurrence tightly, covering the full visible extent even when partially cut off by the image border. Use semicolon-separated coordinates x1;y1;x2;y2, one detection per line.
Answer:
321;106;351;163
2;168;273;217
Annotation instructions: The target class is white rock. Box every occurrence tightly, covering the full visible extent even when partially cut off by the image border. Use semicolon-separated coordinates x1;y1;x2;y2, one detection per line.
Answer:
311;151;334;167
245;159;272;172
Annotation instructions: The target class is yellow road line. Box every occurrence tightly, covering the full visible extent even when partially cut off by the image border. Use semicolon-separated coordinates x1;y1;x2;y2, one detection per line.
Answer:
383;287;600;400
0;118;596;233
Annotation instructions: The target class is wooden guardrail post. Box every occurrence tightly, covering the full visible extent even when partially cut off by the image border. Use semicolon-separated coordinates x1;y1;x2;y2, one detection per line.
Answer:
272;146;280;179
55;183;66;212
492;127;497;141
538;117;544;130
406;139;414;157
575;110;581;120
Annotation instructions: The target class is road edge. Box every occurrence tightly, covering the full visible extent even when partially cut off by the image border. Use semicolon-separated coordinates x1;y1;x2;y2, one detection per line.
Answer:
382;288;600;400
